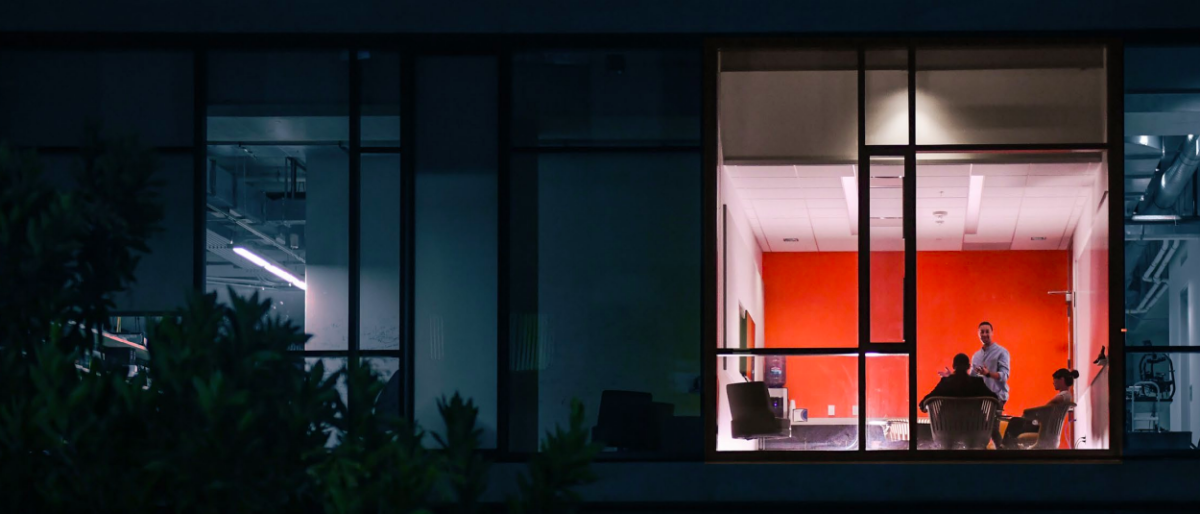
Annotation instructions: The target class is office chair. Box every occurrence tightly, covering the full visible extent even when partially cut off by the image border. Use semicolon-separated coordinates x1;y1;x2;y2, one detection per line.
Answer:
592;390;656;451
726;381;790;446
925;396;1001;450
1015;402;1075;450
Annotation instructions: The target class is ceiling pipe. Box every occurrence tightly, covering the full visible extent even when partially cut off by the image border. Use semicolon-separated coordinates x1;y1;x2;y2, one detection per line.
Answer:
1136;135;1200;216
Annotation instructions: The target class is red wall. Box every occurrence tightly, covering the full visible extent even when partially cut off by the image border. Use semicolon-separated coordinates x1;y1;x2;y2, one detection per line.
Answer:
763;251;1071;421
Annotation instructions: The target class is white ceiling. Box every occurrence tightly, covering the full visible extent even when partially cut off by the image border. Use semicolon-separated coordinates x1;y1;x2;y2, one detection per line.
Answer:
727;162;1099;252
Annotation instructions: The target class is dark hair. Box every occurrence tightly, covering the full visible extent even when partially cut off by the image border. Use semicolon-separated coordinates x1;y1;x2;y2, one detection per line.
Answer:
952;353;971;373
1053;368;1080;386
978;321;994;330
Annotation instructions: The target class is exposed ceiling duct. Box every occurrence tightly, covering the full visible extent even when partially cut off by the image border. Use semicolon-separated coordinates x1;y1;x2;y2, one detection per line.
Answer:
1134;134;1200;217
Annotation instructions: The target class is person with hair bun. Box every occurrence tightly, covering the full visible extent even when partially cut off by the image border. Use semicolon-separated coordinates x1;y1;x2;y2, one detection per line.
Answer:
999;368;1079;449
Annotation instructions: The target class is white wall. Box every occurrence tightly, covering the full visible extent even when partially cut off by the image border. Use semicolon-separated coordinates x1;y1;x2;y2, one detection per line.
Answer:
716;163;765;452
1071;176;1109;449
1165;240;1200;434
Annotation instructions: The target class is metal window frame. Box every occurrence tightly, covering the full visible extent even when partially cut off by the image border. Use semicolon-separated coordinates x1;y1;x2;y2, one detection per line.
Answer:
705;36;1125;463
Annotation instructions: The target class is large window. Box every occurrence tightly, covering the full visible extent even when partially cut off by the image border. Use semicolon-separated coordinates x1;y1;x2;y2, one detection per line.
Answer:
714;43;1113;458
1123;46;1200;455
505;50;703;459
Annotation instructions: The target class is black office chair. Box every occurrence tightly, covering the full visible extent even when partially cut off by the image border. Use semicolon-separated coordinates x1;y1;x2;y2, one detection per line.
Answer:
726;381;790;446
592;390;656;451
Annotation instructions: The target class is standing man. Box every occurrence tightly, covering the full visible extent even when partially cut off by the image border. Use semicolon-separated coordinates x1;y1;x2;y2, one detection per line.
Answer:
972;321;1010;449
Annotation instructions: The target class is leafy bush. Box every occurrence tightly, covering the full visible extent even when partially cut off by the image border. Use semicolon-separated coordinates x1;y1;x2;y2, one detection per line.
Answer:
0;136;599;514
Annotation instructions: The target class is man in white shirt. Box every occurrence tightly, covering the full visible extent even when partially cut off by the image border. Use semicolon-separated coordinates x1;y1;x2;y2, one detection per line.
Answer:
936;321;1011;448
971;321;1010;448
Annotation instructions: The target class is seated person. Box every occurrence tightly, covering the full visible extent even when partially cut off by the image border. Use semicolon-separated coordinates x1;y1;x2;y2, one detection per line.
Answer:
1000;368;1078;449
920;353;998;413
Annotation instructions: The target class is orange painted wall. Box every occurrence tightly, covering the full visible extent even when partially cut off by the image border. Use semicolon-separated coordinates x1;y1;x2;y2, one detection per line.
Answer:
763;251;1071;423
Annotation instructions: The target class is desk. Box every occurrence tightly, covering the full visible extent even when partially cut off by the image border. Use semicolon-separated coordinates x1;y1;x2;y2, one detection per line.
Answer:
764;418;888;451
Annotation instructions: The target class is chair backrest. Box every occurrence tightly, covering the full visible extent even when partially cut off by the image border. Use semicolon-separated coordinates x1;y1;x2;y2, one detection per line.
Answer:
592;390;654;450
726;381;778;439
1022;401;1075;449
925;396;1001;449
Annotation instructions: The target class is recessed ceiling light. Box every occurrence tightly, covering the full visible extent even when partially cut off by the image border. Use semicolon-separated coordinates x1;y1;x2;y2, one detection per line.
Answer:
783;238;800;242
1031;237;1047;241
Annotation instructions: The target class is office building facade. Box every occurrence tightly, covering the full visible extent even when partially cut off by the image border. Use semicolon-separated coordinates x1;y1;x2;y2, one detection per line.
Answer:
4;0;1200;509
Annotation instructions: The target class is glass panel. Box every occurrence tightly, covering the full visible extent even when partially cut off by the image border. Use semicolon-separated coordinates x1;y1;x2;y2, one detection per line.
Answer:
915;152;1108;450
719;49;857;164
725;163;859;348
512;50;701;147
206;51;350;350
413;56;498;449
360;51;401;147
867;354;909;450
0;51;194;147
717;355;859;451
870;156;905;343
360;154;401;350
1125;350;1199;454
915;46;1106;145
508;152;702;458
865;48;909;146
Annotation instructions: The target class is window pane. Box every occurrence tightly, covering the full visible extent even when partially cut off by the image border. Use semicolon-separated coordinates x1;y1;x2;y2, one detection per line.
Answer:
718;355;859;451
720;49;857;164
0;51;194;147
360;154;401;350
915;153;1108;450
512;50;700;147
508;152;701;458
865;48;909;146
915;46;1106;145
1125;350;1198;454
413;56;498;449
869;156;905;343
867;354;909;450
361;51;400;147
206;51;349;350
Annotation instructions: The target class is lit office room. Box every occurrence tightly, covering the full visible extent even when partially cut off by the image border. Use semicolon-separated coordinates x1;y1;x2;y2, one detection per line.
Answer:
714;46;1112;453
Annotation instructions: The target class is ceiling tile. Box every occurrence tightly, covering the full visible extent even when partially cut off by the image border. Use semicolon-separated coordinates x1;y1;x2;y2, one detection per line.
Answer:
973;164;1031;176
982;187;1025;198
795;165;855;177
918;176;971;187
806;198;848;209
966;216;1016;243
918;238;964;251
1026;174;1094;187
726;165;797;178
744;207;757;219
801;188;849;199
753;199;809;218
1021;196;1078;208
985;175;1028;187
734;177;801;188
918;164;971;177
738;188;808;199
1025;186;1087;198
796;177;845;188
918;187;968;198
1029;162;1094;176
808;208;850;218
917;197;968;209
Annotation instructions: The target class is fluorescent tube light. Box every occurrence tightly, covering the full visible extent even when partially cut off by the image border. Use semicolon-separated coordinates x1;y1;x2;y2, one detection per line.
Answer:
965;174;984;235
233;246;307;290
842;175;858;235
1131;214;1181;222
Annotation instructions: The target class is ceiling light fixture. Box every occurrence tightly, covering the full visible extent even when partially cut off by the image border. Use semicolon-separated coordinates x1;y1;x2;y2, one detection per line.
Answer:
783;238;800;242
1131;214;1182;222
233;246;307;290
841;175;858;235
965;173;984;234
1031;237;1047;241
